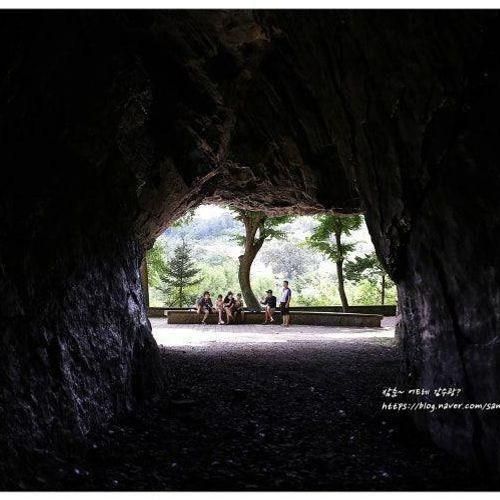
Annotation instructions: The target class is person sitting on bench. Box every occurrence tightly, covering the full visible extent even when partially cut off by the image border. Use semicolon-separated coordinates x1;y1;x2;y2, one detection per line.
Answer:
234;293;244;323
215;294;225;325
197;291;213;324
261;289;277;324
223;291;236;324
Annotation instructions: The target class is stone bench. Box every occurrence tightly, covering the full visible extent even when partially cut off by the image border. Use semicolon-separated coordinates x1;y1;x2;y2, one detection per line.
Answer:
241;311;382;327
164;309;382;328
164;309;244;325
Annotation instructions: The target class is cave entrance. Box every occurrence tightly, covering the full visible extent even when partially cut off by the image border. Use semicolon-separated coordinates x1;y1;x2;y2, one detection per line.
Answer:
2;10;498;488
142;203;398;347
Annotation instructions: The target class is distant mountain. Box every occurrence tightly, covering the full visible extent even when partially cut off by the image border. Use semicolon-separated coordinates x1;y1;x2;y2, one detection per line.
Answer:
164;211;243;241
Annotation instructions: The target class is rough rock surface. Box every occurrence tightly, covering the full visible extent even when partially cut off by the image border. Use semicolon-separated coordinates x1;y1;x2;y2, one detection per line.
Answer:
1;10;499;477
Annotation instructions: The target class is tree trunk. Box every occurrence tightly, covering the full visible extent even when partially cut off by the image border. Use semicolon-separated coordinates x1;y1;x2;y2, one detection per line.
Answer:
140;257;150;309
381;273;386;306
336;259;349;312
238;212;266;310
238;253;260;309
334;229;349;312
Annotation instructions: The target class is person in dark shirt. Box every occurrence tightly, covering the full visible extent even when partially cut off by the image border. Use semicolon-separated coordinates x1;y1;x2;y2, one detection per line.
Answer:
197;291;213;324
223;292;236;324
234;293;244;324
261;289;277;324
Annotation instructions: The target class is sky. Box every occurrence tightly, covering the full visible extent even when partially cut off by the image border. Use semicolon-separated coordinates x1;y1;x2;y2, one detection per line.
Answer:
195;204;228;220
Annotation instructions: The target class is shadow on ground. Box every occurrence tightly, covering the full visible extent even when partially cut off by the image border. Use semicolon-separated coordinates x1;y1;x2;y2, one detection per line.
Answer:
3;325;487;490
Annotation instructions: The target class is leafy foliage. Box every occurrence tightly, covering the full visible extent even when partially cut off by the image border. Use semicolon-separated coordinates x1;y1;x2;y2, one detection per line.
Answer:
260;241;321;280
293;270;339;306
197;260;239;297
304;214;363;310
146;238;168;289
230;210;293;245
148;206;397;308
351;279;397;305
305;214;363;261
252;275;276;299
231;209;295;309
345;251;396;305
345;252;386;284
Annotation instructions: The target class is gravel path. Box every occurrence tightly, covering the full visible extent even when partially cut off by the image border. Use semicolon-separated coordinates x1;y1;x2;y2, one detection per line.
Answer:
8;321;485;491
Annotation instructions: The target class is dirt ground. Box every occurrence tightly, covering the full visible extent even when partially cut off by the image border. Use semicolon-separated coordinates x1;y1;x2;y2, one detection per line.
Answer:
7;320;489;491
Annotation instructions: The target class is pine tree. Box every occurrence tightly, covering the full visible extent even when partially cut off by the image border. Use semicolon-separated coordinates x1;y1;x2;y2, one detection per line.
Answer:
155;238;203;307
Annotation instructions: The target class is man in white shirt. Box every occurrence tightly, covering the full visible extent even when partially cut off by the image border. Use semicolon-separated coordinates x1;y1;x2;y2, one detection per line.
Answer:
280;280;292;327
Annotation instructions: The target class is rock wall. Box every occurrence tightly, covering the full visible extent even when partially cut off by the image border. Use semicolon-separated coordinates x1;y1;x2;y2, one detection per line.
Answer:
293;12;500;473
0;13;168;469
1;10;499;476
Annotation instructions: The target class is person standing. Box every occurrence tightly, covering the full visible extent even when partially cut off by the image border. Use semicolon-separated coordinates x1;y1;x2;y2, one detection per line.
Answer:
280;281;292;327
261;289;277;324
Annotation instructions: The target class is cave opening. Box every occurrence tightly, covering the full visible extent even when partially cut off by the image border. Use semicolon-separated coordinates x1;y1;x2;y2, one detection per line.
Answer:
144;202;398;346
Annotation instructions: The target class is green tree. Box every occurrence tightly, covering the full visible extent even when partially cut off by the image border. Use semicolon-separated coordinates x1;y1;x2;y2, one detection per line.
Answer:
155;238;203;307
305;214;362;311
144;238;169;307
260;241;321;280
232;209;294;309
197;260;240;297
146;238;168;289
345;251;395;305
294;269;339;306
252;274;276;301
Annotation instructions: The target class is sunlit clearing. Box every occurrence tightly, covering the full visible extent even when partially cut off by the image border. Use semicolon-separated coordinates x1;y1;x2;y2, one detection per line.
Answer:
152;321;394;347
